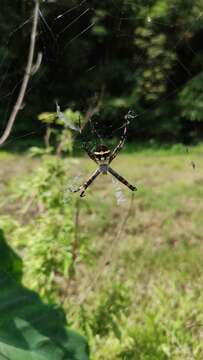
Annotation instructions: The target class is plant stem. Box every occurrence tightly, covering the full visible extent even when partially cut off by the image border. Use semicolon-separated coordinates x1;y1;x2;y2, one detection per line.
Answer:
0;0;40;146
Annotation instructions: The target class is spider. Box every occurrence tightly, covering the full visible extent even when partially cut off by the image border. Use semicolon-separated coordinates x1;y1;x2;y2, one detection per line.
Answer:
71;113;137;197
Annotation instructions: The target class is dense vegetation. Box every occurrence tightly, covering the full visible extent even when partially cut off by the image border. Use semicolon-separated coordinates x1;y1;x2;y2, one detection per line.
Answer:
1;0;203;144
1;144;203;359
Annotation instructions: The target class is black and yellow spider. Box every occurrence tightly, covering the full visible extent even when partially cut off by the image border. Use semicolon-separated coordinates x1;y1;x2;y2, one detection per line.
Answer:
72;114;137;197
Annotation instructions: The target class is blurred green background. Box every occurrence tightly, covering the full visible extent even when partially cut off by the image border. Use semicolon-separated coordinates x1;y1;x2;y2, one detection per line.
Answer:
1;0;203;145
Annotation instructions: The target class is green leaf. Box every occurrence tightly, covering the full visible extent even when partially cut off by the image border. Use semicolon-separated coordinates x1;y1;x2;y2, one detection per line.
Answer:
0;230;89;360
92;25;108;36
38;112;56;124
179;71;203;121
0;229;22;282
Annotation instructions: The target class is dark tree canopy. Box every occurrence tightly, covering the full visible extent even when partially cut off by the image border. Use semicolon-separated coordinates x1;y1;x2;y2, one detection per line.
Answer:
1;0;203;144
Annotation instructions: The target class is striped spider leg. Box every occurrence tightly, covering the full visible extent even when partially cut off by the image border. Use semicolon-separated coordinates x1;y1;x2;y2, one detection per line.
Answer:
71;113;137;197
83;145;98;164
107;113;137;191
109;114;130;164
71;143;137;196
71;168;101;197
108;166;137;191
70;146;99;197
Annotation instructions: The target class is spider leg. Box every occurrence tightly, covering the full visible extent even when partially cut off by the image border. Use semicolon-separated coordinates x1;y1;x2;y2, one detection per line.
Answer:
71;168;101;197
109;117;129;163
108;166;137;192
83;145;98;164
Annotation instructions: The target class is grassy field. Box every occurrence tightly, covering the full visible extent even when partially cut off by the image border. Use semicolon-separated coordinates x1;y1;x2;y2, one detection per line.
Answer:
1;144;203;359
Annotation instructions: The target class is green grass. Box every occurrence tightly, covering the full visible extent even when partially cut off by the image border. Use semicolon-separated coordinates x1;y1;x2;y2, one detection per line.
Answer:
0;150;13;159
72;144;203;359
1;144;203;359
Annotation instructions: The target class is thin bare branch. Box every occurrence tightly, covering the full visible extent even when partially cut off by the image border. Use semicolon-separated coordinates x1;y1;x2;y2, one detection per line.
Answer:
44;126;51;149
0;0;40;146
69;198;81;280
61;199;81;303
31;51;43;75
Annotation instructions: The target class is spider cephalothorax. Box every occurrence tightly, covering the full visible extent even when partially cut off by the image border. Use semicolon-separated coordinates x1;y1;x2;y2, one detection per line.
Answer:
94;144;111;163
71;113;137;197
93;144;111;175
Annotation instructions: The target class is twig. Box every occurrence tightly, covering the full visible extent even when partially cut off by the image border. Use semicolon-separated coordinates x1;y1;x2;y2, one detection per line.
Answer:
31;51;43;75
62;198;81;302
44;126;51;149
0;0;40;146
69;199;81;279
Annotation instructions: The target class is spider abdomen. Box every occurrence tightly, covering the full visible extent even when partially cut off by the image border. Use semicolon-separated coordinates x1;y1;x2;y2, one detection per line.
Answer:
100;164;108;174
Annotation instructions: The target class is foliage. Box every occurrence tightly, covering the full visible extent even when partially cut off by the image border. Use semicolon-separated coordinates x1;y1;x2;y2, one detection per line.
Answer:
1;0;203;143
7;153;89;303
179;71;203;121
134;26;176;102
0;229;89;360
79;283;132;340
38;107;83;155
0;228;22;281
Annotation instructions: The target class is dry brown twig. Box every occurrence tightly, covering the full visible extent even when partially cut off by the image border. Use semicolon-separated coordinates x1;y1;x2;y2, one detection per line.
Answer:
61;198;81;303
0;0;41;146
68;198;81;281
